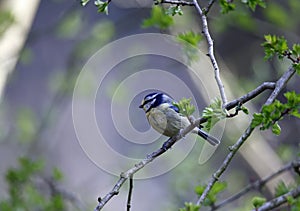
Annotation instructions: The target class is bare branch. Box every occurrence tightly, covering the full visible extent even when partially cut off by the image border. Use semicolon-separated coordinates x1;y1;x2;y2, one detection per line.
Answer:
94;117;206;210
203;0;216;14
192;0;228;105
265;66;295;105
196;125;255;205
127;176;134;211
160;0;195;6
253;186;300;211
213;159;300;210
224;82;276;110
196;66;296;206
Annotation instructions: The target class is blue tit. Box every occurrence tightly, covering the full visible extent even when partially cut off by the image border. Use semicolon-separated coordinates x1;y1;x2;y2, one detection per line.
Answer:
139;92;220;146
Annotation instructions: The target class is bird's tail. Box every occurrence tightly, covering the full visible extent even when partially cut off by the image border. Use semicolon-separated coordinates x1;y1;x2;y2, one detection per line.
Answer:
197;129;220;146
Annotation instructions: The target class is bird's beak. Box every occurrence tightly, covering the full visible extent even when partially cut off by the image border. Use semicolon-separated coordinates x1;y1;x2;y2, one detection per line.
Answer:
139;100;144;109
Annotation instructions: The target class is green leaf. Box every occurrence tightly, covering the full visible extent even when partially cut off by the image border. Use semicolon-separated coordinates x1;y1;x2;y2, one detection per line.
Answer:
142;6;174;30
177;31;202;47
194;182;227;206
241;106;249;115
272;122;281;135
179;202;200;211
293;63;300;76
80;0;90;6
176;31;202;62
173;98;195;117
275;181;290;197
166;5;183;16
262;35;288;60
202;98;226;131
94;0;109;15
219;0;236;14
243;0;266;11
52;167;63;181
211;181;227;195
292;44;300;57
252;196;266;208
250;113;263;129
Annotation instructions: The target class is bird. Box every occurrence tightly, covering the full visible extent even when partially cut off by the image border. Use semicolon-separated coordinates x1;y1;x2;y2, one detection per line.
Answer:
139;92;220;146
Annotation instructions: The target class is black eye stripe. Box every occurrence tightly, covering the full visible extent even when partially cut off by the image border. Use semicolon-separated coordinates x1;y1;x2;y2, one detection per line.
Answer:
142;98;155;106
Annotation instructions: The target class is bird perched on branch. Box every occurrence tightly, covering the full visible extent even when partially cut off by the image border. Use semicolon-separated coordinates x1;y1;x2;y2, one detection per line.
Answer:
139;92;220;146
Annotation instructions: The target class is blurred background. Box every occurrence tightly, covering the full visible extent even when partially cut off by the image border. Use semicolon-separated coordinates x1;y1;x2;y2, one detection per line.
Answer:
0;0;299;210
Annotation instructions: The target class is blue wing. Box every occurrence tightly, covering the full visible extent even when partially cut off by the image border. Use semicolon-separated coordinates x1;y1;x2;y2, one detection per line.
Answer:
169;104;179;113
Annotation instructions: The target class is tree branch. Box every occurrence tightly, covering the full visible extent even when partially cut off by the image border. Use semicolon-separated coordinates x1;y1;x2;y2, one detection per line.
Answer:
126;176;133;211
265;66;295;106
160;0;195;6
203;0;216;14
213;159;300;210
196;66;296;206
224;82;276;110
252;186;300;211
94;65;295;210
94;117;206;210
192;0;228;105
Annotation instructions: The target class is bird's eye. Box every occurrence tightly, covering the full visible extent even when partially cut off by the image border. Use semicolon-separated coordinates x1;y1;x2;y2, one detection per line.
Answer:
144;103;151;111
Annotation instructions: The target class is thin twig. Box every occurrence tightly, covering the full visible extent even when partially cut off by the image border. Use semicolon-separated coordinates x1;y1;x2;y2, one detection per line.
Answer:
127;176;134;211
196;125;255;205
193;0;228;105
213;159;300;210
203;0;216;14
265;66;295;105
224;82;276;110
252;186;300;211
196;66;296;206
160;0;195;6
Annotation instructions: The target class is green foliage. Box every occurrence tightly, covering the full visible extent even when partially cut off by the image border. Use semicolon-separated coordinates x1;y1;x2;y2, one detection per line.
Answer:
0;9;14;37
94;0;109;15
242;0;266;11
195;182;227;206
166;5;183;16
262;35;288;60
177;31;202;48
275;181;290;197
176;31;202;62
219;0;236;14
0;157;65;211
16;107;37;143
56;11;83;38
292;44;300;58
250;91;300;135
202;98;226;131
52;167;64;181
294;63;300;75
251;196;266;208
263;2;290;28
173;98;195;117
179;202;200;211
142;6;174;29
